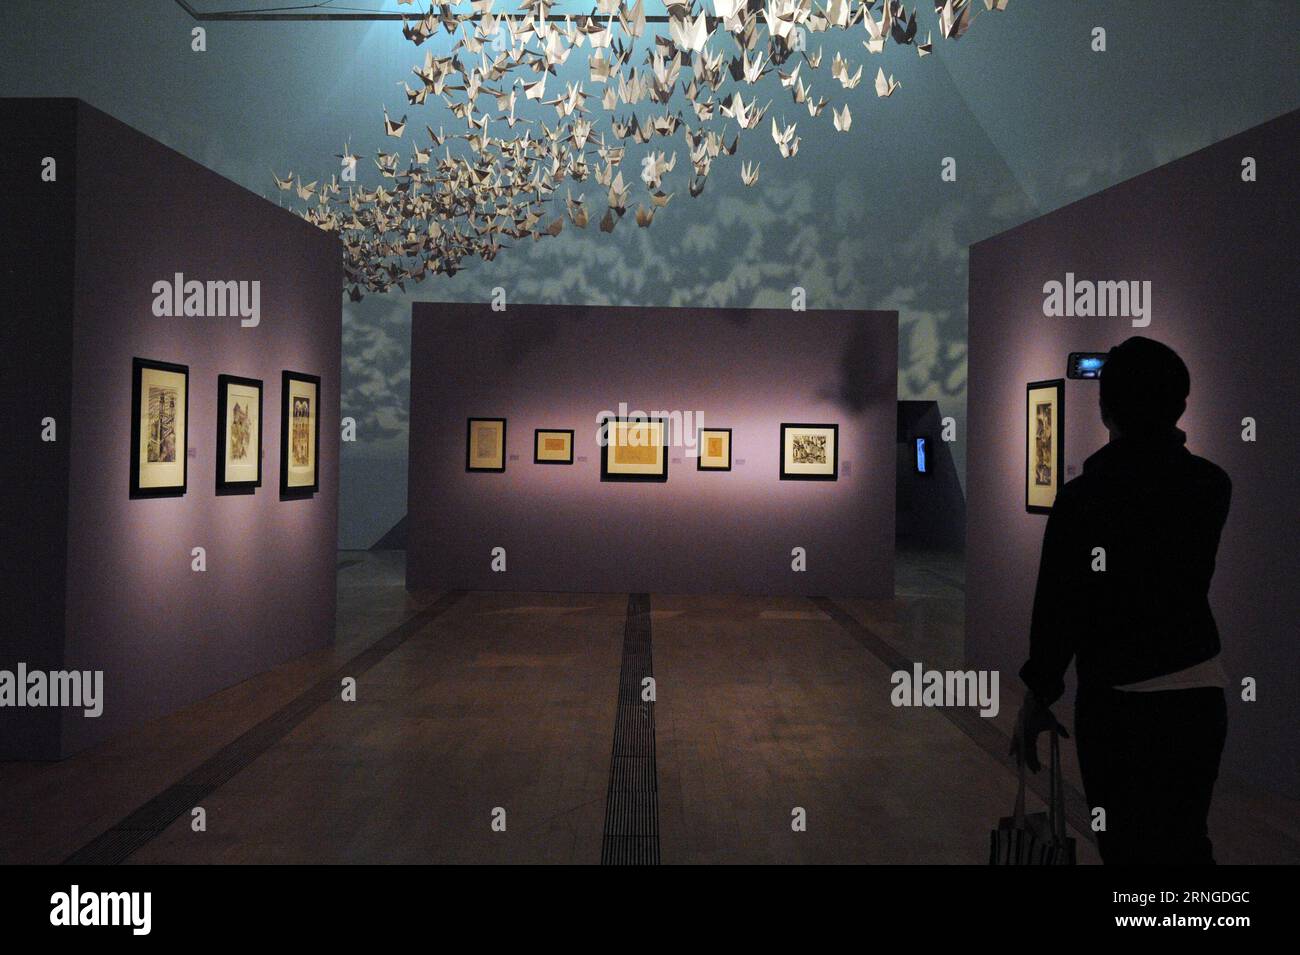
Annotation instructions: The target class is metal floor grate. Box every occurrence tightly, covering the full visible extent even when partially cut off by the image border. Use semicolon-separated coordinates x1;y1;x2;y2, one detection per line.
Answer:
600;593;660;865
62;590;466;865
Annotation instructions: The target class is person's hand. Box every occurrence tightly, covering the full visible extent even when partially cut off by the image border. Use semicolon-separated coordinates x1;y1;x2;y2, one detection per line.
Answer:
1010;691;1069;773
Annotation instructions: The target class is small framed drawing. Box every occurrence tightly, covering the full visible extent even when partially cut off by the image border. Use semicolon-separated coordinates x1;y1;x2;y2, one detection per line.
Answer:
780;422;838;481
601;416;668;482
281;370;321;495
697;427;732;471
130;357;189;497
1026;379;1064;514
534;428;574;465
216;374;263;492
467;417;507;472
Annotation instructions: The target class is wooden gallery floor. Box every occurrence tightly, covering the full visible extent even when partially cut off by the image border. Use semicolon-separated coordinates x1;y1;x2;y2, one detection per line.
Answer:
2;550;1295;865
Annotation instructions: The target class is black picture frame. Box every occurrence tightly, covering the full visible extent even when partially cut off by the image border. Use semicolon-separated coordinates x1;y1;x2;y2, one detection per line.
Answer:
697;427;733;471
280;370;322;497
466;417;507;472
216;374;264;494
600;415;669;483
779;422;839;481
129;356;189;498
533;428;575;465
1025;378;1065;514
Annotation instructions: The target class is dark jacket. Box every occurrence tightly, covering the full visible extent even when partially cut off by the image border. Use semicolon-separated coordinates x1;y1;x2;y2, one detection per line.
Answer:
1019;428;1231;705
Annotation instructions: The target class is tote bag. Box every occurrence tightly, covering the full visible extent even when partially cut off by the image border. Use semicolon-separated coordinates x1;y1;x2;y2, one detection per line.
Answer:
990;728;1077;865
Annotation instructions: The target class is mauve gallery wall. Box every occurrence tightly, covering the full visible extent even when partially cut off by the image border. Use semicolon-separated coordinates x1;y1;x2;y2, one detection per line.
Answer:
407;304;898;597
2;100;341;759
966;109;1299;796
2;100;77;759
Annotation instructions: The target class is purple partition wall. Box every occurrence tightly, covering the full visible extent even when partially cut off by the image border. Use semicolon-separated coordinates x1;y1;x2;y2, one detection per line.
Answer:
407;304;898;597
1;100;341;759
2;100;77;759
966;109;1300;796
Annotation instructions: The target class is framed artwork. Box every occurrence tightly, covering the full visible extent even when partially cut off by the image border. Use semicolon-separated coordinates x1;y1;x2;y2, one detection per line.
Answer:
534;428;574;465
466;417;507;472
600;416;668;482
216;374;263;492
697;427;732;471
1026;379;1064;513
780;422;838;481
280;370;321;495
130;357;189;497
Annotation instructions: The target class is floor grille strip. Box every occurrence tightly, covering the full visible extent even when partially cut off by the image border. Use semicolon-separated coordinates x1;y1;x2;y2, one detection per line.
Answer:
62;589;467;865
809;595;1097;846
600;593;660;865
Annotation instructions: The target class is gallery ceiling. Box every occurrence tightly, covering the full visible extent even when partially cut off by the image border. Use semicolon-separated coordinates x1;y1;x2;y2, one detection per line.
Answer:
3;0;1296;546
252;1;1014;296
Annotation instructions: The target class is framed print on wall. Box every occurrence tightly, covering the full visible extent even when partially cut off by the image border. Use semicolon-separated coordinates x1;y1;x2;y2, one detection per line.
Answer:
697;427;732;471
467;417;507;472
130;357;189;498
601;416;668;482
216;374;263;492
534;428;574;465
281;370;321;495
1026;379;1065;513
780;422;838;481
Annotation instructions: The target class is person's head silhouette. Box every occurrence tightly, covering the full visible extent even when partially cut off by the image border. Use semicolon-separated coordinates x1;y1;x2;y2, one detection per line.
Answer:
1099;336;1190;439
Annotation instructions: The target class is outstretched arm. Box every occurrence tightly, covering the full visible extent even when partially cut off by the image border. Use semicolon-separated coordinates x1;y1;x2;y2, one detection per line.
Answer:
1018;502;1077;707
1012;499;1077;772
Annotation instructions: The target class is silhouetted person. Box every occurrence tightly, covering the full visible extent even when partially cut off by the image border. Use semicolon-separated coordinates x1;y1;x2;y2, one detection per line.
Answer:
1012;336;1231;864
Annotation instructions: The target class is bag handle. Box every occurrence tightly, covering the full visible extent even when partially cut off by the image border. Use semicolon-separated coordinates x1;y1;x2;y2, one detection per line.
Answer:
1013;726;1067;838
1048;728;1067;841
1013;743;1028;824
